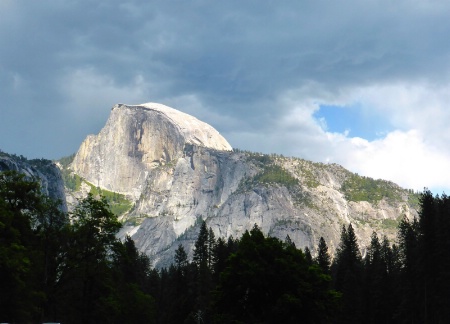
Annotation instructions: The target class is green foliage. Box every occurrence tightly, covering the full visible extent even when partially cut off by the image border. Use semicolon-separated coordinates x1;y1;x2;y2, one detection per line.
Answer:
0;171;157;323
61;169;83;191
363;232;397;323
57;153;83;191
234;151;300;191
0;171;44;321
381;218;399;229
315;237;331;274
245;152;274;165
84;182;133;216
57;153;132;216
62;171;133;218
238;164;299;193
300;166;320;188
332;224;364;323
193;221;209;269
407;190;421;209
341;174;401;203
215;225;339;323
0;151;29;162
254;164;299;187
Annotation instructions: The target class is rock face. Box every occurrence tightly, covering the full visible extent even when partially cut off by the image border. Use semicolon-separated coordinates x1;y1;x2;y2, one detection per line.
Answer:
70;102;418;267
0;153;67;211
71;103;232;200
128;149;417;266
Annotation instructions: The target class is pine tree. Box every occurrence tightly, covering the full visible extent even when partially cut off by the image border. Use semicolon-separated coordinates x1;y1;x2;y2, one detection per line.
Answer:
315;237;331;274
284;234;296;248
332;224;364;323
418;190;437;322
212;237;228;282
193;221;209;269
304;246;313;265
207;227;216;270
380;236;401;323
174;243;188;270
364;232;388;323
436;194;450;322
397;216;420;322
192;221;212;320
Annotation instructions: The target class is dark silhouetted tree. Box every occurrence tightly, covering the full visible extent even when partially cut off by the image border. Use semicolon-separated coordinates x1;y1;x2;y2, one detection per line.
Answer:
332;224;364;323
315;237;331;274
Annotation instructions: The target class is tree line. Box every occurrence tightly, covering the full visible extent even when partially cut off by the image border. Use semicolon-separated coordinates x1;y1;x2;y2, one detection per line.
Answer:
0;171;155;323
0;169;448;323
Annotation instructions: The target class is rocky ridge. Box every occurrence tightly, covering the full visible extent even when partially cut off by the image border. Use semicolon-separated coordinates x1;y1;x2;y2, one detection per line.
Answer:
0;152;67;211
67;103;419;267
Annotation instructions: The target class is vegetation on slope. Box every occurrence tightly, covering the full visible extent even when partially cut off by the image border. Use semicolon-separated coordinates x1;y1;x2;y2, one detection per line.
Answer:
57;154;133;216
237;151;299;192
57;152;76;168
84;181;133;216
243;164;299;189
342;174;404;203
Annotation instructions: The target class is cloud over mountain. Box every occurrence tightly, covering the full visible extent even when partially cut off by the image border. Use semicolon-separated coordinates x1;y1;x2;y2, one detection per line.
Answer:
1;0;450;192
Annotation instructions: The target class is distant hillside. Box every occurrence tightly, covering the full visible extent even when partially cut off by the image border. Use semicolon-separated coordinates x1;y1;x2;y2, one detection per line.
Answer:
0;150;67;211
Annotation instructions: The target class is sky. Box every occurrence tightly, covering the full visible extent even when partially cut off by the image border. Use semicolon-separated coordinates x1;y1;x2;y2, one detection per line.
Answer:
1;0;450;194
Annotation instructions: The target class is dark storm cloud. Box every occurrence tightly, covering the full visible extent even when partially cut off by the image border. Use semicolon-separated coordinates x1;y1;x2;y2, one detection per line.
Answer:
2;0;450;159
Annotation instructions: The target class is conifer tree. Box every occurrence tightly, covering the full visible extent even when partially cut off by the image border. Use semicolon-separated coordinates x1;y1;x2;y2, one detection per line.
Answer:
397;216;420;322
284;234;295;248
436;194;450;322
364;232;387;323
212;237;228;281
418;190;437;322
207;227;216;270
315;237;331;274
304;246;313;265
332;224;364;323
192;220;212;320
174;243;188;270
193;221;209;269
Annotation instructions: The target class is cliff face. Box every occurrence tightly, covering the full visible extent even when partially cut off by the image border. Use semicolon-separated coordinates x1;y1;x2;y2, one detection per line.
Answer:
0;153;67;211
126;148;417;266
71;103;232;200
69;102;418;267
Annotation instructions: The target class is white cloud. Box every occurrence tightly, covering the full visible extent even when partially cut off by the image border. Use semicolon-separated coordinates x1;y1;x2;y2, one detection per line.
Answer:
335;130;450;192
351;83;450;146
268;83;450;193
2;0;450;191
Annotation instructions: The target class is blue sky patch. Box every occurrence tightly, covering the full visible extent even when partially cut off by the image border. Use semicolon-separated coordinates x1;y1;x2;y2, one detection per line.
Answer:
314;104;392;141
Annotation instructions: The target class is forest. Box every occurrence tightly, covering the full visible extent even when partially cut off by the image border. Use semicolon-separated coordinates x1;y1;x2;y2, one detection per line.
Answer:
0;169;448;323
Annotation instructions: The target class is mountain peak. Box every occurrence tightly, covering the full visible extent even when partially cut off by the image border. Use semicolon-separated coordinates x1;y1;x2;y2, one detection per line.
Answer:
71;102;232;198
113;103;232;151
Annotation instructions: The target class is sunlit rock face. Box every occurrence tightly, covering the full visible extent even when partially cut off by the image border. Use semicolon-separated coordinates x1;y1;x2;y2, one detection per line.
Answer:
71;103;232;199
70;102;418;268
